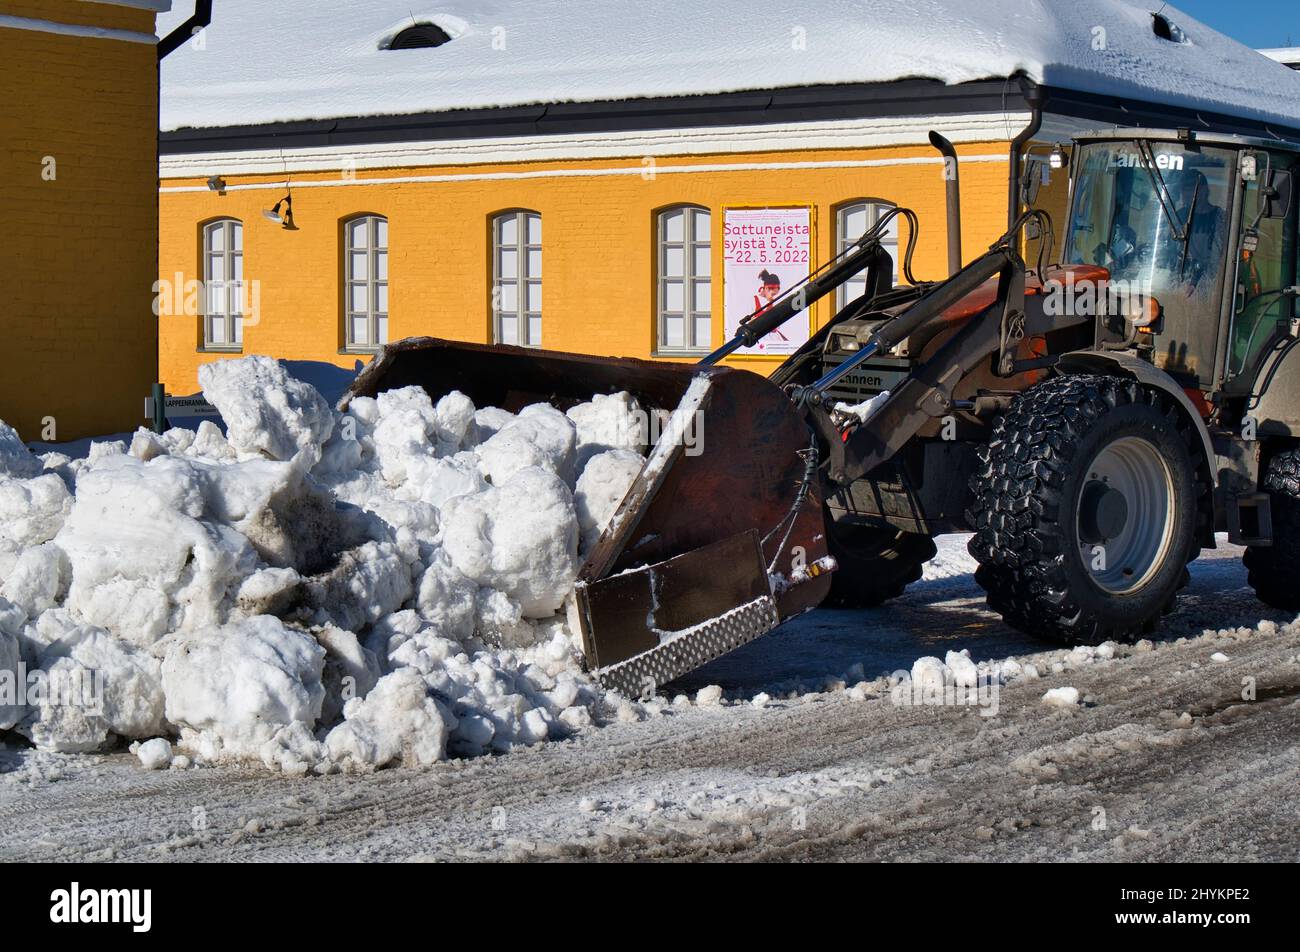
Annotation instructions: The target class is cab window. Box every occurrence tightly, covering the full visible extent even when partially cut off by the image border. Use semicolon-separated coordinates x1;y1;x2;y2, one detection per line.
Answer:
1230;156;1297;384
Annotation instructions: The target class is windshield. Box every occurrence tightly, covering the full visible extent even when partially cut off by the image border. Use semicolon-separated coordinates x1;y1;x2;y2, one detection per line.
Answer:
1066;141;1234;312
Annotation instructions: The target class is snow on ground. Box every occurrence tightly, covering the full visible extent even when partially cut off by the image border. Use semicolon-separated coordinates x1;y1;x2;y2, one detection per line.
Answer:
0;355;678;773
158;1;1300;133
4;357;1299;859
2;542;1295;862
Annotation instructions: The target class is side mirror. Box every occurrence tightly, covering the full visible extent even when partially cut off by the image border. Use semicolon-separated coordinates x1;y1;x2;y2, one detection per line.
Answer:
1023;161;1046;206
1264;169;1293;220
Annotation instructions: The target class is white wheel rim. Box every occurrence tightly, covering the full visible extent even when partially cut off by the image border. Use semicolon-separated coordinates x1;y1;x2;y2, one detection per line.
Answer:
1075;436;1176;595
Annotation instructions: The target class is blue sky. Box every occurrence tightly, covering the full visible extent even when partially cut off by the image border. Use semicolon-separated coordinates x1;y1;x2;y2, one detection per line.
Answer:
1170;0;1299;48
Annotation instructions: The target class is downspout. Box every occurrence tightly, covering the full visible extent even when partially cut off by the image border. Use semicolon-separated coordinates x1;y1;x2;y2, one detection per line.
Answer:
152;1;214;421
1009;80;1047;230
158;0;213;60
928;130;963;276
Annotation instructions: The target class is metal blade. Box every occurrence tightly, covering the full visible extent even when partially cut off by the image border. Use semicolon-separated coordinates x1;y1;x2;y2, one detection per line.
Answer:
575;530;779;694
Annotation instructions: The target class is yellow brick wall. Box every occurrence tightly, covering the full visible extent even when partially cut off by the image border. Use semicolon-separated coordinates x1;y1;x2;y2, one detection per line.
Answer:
0;1;160;441
159;141;1014;395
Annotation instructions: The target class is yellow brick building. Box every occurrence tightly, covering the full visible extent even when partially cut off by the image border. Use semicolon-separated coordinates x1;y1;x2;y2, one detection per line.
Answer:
0;0;175;440
158;131;1022;394
154;2;1295;396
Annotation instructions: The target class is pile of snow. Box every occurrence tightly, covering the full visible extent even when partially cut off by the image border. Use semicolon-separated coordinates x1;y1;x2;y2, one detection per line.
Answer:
0;356;664;773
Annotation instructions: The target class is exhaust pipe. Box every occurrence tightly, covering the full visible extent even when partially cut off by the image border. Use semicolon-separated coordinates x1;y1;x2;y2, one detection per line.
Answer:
928;130;963;277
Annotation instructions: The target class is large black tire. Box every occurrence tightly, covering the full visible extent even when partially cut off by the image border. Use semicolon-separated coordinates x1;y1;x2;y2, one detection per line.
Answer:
967;375;1206;645
1244;449;1300;611
823;518;936;608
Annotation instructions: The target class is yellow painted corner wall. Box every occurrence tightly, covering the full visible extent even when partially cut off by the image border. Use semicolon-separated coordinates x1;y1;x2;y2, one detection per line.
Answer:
0;3;160;441
159;141;1013;394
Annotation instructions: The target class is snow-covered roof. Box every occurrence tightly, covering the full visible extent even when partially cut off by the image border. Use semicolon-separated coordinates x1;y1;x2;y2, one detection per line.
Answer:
159;0;1300;134
1260;47;1300;67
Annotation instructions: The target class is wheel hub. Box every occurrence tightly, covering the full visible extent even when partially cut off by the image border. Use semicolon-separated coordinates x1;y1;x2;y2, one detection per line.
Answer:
1076;436;1176;594
1078;480;1130;544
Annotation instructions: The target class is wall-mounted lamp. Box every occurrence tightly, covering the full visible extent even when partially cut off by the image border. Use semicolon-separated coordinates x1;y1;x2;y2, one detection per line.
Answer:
206;175;226;193
263;193;295;229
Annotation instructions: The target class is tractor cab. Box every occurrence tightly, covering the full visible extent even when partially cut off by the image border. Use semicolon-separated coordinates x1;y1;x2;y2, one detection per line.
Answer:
1062;132;1298;402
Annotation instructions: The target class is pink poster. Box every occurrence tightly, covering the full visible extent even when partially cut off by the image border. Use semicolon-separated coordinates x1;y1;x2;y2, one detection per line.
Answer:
722;207;812;356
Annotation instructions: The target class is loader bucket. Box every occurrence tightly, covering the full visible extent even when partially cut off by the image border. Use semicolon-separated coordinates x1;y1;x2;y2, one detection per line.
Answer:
345;337;833;694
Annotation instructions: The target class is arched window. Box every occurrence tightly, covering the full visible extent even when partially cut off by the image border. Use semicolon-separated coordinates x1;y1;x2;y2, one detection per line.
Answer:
492;210;541;347
202;218;243;349
656;205;711;353
344;215;388;351
836;201;898;310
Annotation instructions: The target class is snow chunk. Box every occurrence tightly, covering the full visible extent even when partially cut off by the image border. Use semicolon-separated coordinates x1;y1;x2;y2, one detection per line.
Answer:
835;390;890;425
199;355;335;463
315;624;381;724
303;539;413;632
1042;686;1081;708
325;668;454;769
435;391;478;451
440;466;579;618
135;737;173;770
415;553;478;640
476;404;578;486
1;542;69;618
695;684;724;707
372;386;444;482
54;455;260;646
944;649;979;688
0;472;73;550
567;392;647;468
474;406;515;441
574;449;644;554
0;421;42;478
161;616;326;760
911;656;948;693
20;627;165;752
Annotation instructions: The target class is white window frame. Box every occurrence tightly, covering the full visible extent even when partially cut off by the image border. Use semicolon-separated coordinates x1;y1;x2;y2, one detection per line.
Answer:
656;205;712;354
202;219;243;350
492;210;542;347
344;215;389;351
835;201;898;311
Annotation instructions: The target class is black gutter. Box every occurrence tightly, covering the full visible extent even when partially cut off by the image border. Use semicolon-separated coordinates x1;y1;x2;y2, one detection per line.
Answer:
159;78;1022;154
158;0;213;61
1008;81;1045;230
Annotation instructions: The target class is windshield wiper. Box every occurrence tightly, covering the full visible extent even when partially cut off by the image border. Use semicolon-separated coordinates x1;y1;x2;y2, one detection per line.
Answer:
1135;139;1190;242
1176;175;1202;278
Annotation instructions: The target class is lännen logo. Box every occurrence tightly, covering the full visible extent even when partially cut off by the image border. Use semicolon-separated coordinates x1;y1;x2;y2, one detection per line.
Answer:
49;883;152;933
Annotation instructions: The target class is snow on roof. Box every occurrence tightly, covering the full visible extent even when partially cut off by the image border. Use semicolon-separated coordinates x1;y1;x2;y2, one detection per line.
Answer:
159;0;1300;134
1259;47;1300;67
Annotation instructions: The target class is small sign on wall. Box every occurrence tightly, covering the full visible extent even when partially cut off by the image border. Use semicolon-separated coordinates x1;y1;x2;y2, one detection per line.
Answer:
722;207;813;356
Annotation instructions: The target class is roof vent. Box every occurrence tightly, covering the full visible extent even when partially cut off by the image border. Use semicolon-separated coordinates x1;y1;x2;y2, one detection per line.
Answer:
386;23;453;50
1151;12;1187;44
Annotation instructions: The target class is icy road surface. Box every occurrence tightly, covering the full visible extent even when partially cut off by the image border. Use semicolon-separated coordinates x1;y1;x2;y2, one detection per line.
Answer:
2;537;1298;862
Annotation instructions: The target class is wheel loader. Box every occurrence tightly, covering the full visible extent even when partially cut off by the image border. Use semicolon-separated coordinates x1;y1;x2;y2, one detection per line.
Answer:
346;127;1300;696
